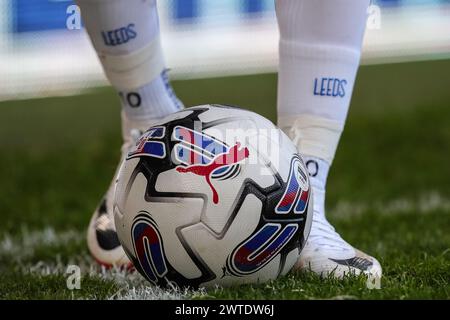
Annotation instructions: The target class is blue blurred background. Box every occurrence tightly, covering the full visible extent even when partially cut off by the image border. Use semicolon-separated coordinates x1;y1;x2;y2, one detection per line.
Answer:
8;0;450;33
1;0;450;100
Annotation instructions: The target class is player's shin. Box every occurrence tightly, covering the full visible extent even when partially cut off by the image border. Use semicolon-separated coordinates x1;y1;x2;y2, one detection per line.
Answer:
76;0;182;133
276;0;381;277
276;0;368;165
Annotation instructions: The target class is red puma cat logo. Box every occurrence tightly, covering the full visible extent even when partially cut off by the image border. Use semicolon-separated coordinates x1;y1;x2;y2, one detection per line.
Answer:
176;142;250;204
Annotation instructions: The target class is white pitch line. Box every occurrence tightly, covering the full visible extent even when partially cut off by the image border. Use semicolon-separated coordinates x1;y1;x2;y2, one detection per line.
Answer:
20;259;197;300
0;227;82;259
330;191;450;220
20;259;206;300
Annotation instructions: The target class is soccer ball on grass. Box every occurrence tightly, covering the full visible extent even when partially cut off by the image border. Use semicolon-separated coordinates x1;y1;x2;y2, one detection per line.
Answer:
113;105;312;288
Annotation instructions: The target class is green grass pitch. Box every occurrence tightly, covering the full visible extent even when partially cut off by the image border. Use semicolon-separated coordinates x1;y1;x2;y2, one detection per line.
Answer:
0;60;449;299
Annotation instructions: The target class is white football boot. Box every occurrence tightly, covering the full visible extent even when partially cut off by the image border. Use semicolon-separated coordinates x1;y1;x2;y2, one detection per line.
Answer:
294;157;382;279
87;112;152;268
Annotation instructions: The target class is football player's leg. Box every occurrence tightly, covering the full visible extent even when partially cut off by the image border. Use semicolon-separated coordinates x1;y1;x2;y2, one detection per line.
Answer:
276;0;382;278
76;0;182;267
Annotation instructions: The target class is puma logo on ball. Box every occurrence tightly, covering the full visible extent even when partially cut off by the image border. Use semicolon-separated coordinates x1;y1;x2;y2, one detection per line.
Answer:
176;142;250;204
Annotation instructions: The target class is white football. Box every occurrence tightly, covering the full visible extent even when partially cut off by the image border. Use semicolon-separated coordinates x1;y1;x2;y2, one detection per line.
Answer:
113;105;312;288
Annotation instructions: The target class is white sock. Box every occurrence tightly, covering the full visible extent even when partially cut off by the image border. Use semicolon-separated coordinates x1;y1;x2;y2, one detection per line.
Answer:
118;69;183;121
76;0;182;126
276;0;369;163
303;156;329;218
275;0;369;215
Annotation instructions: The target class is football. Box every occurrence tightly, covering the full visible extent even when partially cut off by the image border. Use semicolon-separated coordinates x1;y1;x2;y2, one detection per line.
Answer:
113;105;313;288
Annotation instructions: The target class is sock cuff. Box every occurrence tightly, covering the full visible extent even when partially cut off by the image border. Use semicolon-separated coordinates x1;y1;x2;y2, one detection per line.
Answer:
279;40;361;65
278;114;344;164
99;35;165;90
